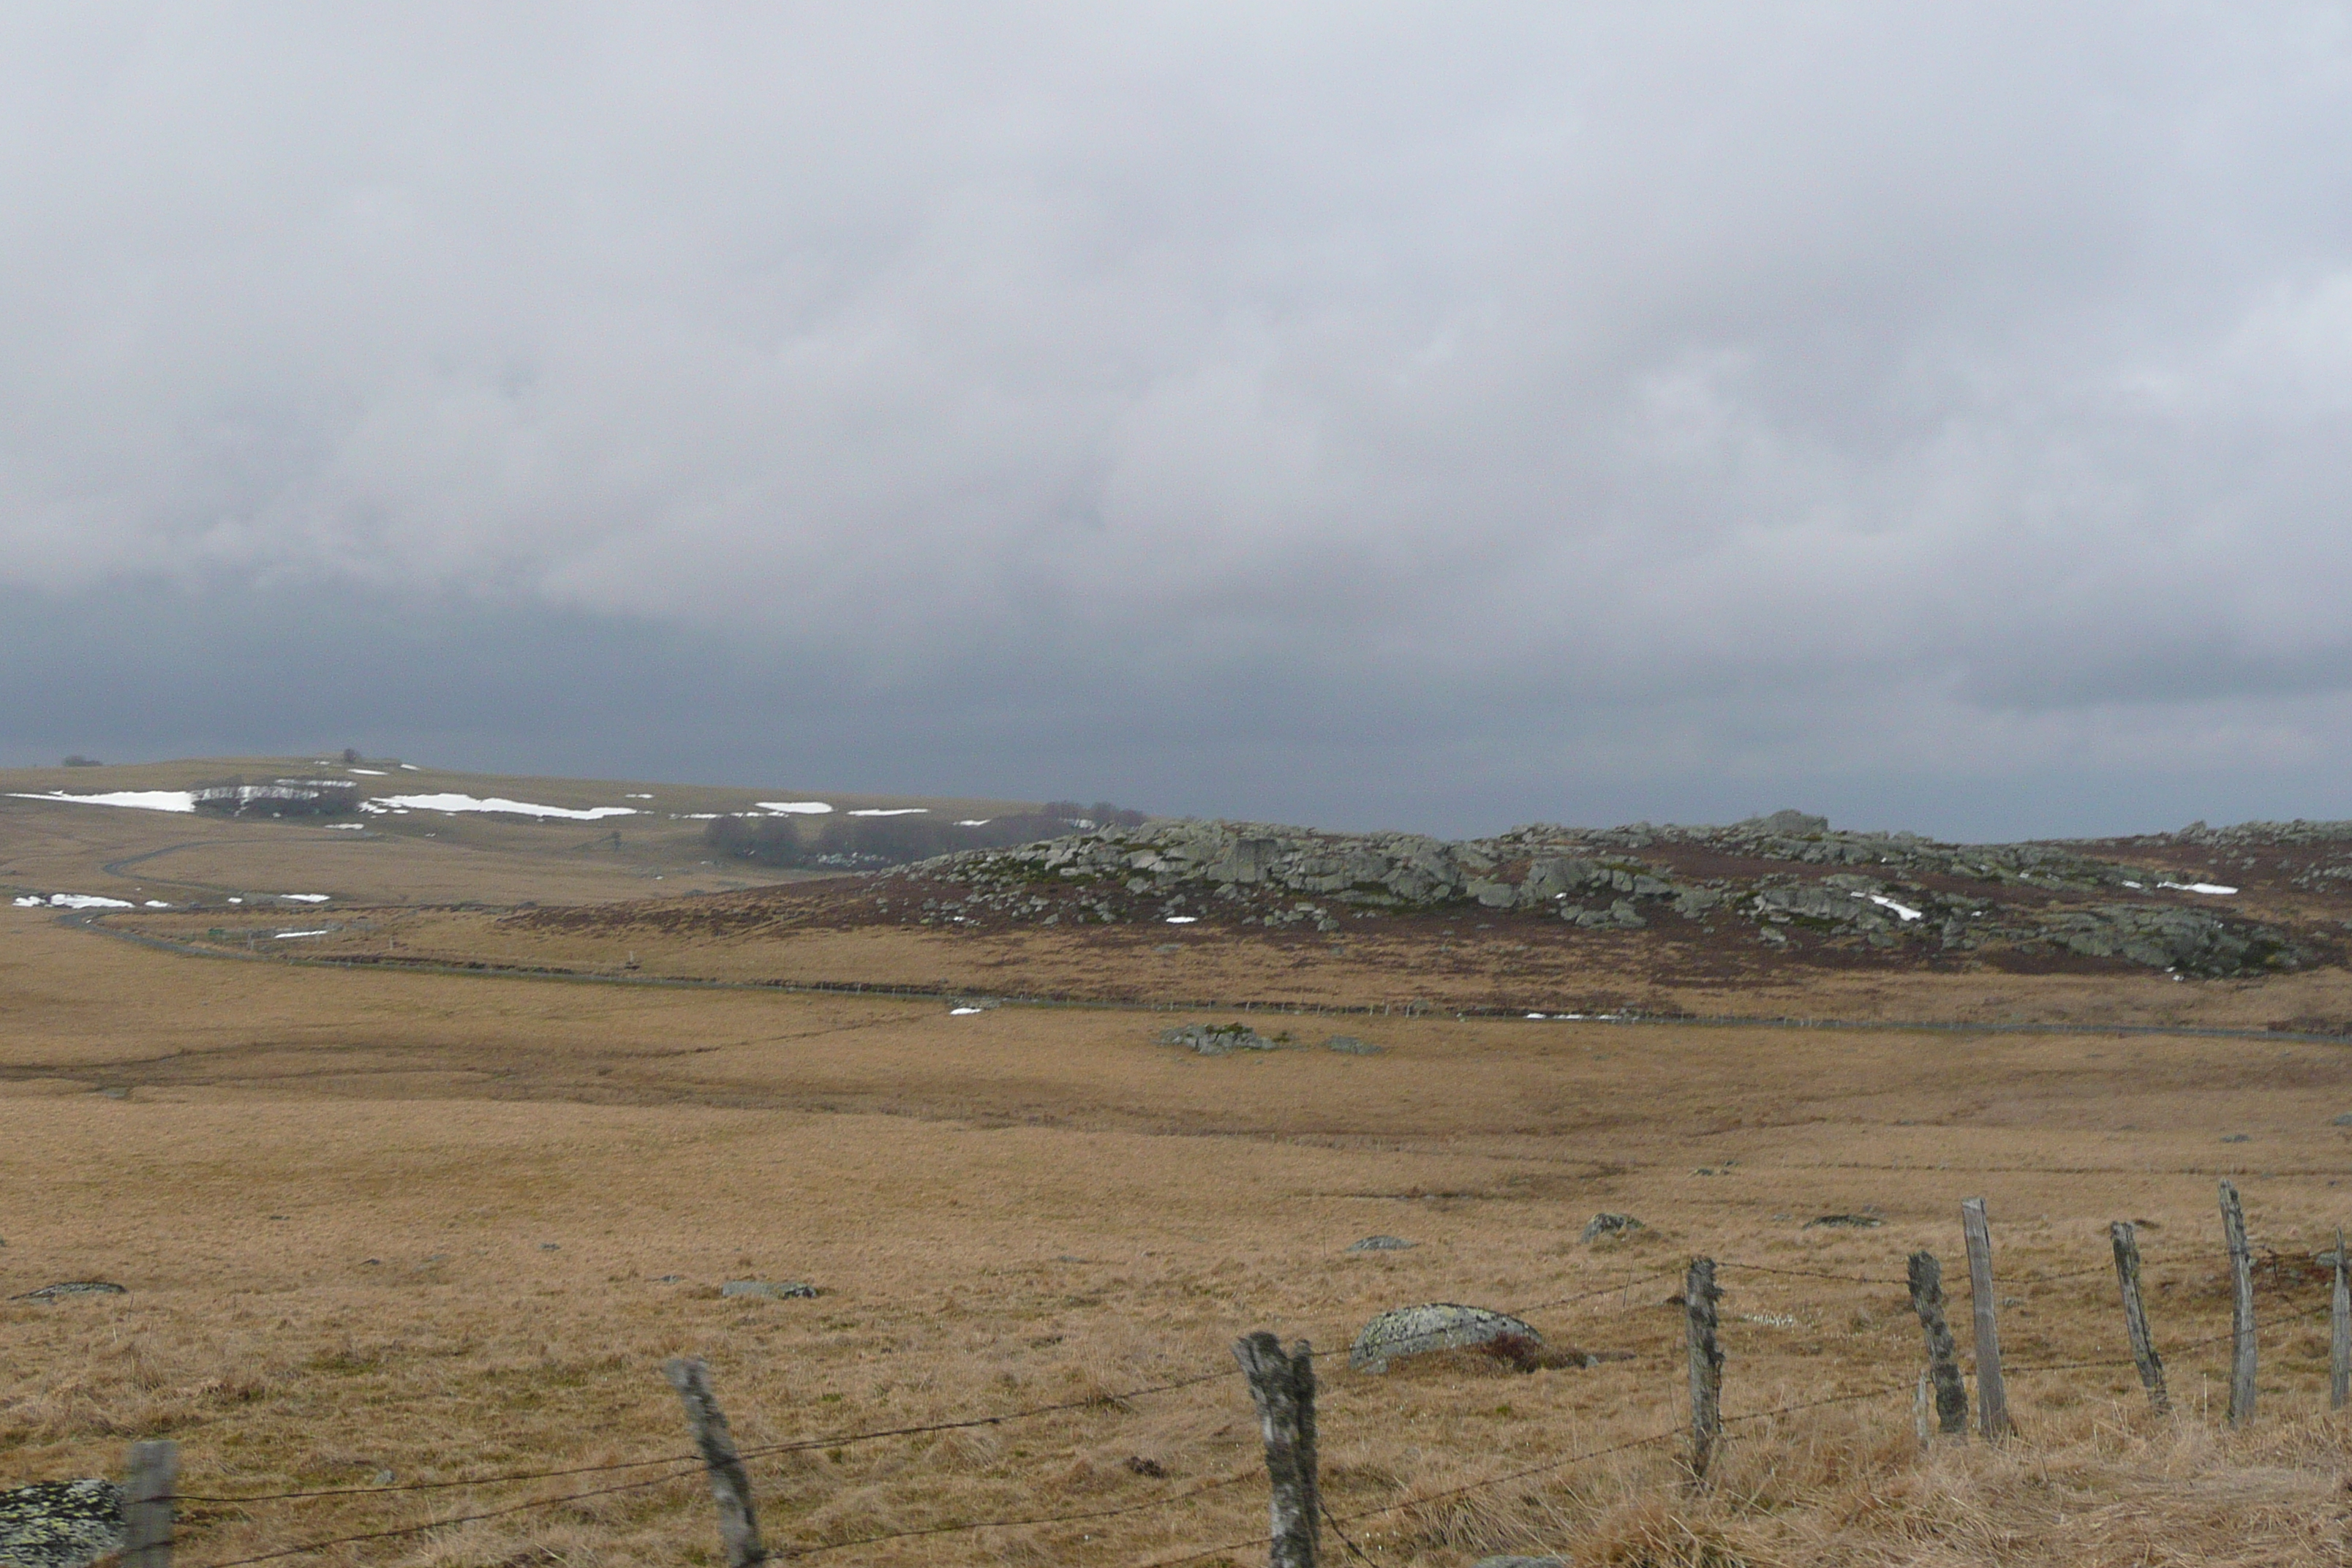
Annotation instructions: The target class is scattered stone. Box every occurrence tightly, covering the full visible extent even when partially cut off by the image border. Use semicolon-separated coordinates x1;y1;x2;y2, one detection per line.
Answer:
1803;1214;1883;1229
1580;1213;1645;1243
650;1274;685;1283
720;1280;817;1300
2333;1114;2352;1127
1349;1303;1544;1373
1322;1035;1382;1055
1346;1235;1417;1253
2221;1134;2251;1143
1158;1022;1281;1055
539;1243;560;1251
0;1478;124;1568
9;1283;125;1303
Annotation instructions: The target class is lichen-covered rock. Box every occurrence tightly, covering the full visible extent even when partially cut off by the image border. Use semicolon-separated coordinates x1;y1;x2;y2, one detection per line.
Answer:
0;1480;124;1568
8;1283;124;1303
1580;1213;1645;1242
1346;1235;1417;1252
1349;1303;1542;1373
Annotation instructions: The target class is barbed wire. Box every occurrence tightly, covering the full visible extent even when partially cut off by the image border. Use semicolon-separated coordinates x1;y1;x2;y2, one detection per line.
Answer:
189;1465;704;1567
177;1366;1233;1507
771;1472;1254;1559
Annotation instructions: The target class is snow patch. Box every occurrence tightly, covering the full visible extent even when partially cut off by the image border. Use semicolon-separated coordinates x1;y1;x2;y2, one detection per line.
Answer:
1865;894;1923;921
45;893;134;909
2160;881;2239;896
143;900;170;908
955;819;992;827
848;807;928;817
326;823;366;830
625;793;653;799
7;790;197;813
755;801;833;815
278;894;331;903
364;793;638;821
348;767;388;775
12;897;39;907
1164;915;1198;924
949;1006;985;1016
274;930;330;940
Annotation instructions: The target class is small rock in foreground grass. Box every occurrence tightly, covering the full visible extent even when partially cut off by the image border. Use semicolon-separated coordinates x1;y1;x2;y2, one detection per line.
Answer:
1346;1235;1417;1252
1803;1213;1883;1229
720;1280;817;1300
1580;1212;1644;1243
0;1479;124;1568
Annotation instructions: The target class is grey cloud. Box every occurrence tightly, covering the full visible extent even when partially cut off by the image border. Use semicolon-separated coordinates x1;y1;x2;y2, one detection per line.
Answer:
4;5;2351;835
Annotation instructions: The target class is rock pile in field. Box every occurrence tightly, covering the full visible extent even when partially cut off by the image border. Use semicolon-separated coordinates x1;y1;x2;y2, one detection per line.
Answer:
875;807;2317;978
0;1480;124;1568
720;1280;817;1300
1158;1022;1284;1055
1349;1303;1544;1373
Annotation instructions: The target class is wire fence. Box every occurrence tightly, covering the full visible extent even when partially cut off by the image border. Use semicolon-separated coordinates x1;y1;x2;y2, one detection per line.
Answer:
113;1206;2352;1568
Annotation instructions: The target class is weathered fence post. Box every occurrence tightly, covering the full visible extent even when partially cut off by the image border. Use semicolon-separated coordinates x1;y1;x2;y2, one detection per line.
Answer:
2108;1221;2168;1414
1960;1198;2010;1440
1906;1250;1968;1437
1233;1333;1319;1568
664;1357;768;1568
2332;1226;2349;1412
1684;1256;1722;1484
123;1439;178;1568
2219;1180;2257;1428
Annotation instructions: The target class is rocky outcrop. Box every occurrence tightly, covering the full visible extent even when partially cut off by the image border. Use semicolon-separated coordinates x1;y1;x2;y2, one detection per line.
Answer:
881;810;2313;979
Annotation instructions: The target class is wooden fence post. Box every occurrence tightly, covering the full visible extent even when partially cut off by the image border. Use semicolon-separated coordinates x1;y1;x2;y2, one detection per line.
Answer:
1960;1198;2010;1440
1684;1257;1722;1483
1233;1333;1319;1568
2332;1226;2349;1413
123;1440;178;1568
2219;1180;2257;1428
664;1357;768;1568
2108;1221;2168;1414
1905;1250;1968;1437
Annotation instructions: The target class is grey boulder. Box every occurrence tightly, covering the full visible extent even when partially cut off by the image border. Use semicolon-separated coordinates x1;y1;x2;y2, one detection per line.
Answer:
1349;1303;1542;1373
0;1480;124;1568
1345;1235;1417;1252
1580;1213;1645;1242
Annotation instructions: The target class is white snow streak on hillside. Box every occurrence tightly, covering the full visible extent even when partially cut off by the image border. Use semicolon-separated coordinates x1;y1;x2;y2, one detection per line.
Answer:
7;790;197;813
755;801;833;814
358;794;639;821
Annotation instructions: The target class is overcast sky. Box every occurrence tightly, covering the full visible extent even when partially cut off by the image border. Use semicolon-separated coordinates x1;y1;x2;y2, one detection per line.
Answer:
4;4;2351;839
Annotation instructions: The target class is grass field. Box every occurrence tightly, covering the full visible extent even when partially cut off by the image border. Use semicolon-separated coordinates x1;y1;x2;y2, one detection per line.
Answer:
7;888;2352;1566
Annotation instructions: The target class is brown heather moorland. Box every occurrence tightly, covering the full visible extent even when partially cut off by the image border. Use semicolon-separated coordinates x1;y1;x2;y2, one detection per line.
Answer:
5;774;2352;1565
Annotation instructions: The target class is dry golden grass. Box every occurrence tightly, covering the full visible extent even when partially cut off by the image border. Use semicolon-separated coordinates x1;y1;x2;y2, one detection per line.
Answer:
6;903;2352;1564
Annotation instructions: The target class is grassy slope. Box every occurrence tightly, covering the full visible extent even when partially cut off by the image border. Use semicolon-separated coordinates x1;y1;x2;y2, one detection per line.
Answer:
0;756;1038;908
2;908;2351;1564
